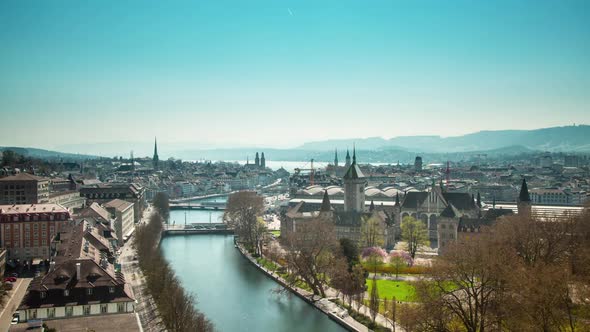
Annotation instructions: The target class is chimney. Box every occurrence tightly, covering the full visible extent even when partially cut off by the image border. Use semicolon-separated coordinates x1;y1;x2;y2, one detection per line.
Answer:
76;262;81;280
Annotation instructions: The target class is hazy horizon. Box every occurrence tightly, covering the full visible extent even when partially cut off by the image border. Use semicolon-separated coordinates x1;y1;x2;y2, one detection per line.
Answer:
1;1;589;150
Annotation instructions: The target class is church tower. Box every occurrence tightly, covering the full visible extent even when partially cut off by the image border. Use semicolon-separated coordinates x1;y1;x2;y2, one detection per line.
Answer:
334;149;339;168
255;152;260;167
261;152;266;168
344;149;351;170
343;147;366;212
517;178;532;215
153;137;159;170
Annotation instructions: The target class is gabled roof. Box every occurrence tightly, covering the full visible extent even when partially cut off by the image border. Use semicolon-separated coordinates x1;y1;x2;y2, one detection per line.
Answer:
442;192;478;210
401;192;429;209
440;203;461;218
343;163;364;180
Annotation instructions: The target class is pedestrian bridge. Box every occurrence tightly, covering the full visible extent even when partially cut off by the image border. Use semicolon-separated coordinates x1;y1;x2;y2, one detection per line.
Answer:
169;201;226;211
162;223;233;235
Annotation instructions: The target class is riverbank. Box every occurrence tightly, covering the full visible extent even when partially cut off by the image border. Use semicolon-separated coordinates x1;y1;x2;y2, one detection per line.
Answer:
234;242;370;332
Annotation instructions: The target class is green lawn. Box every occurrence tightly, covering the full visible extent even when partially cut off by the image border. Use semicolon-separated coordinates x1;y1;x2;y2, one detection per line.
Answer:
269;230;280;237
366;279;417;302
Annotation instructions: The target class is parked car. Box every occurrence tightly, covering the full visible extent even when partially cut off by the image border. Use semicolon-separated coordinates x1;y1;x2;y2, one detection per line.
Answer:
11;314;19;325
4;277;17;283
9;273;18;278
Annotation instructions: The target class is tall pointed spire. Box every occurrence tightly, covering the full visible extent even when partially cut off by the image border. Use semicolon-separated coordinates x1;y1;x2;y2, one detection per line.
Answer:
352;143;357;164
334;149;339;168
477;192;482;207
518;178;531;202
320;190;332;212
152;137;159;170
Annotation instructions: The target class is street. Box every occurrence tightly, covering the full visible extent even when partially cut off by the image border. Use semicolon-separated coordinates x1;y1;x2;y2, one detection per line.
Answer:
119;205;166;332
0;278;31;332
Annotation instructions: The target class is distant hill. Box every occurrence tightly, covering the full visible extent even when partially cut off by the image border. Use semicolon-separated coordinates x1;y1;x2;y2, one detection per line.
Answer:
0;147;100;161
299;125;590;153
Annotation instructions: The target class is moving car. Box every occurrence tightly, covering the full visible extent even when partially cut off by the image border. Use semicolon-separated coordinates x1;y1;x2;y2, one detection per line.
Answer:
4;277;16;283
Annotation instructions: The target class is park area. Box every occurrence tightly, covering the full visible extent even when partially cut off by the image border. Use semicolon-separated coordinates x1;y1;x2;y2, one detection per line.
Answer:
365;279;417;303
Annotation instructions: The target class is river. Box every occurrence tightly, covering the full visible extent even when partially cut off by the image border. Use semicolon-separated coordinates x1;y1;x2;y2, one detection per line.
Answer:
161;203;346;332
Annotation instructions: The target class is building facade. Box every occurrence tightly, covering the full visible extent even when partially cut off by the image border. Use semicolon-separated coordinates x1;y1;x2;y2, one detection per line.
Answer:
104;199;135;244
0;173;50;204
0;204;71;261
80;183;145;223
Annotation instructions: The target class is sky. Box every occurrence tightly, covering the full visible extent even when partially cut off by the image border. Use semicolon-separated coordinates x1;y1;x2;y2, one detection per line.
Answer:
1;0;589;152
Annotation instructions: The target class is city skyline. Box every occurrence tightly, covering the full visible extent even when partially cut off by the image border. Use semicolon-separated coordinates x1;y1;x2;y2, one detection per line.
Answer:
1;0;590;149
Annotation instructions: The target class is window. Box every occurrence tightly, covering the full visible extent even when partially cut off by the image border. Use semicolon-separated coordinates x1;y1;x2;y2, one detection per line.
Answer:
65;306;73;317
117;303;125;313
87;288;93;295
48;308;55;318
40;292;46;299
64;289;70;297
101;304;108;314
109;287;115;294
83;305;91;315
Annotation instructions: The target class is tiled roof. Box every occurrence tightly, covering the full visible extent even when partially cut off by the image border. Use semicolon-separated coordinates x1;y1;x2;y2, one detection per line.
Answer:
0;173;48;182
104;199;134;211
0;204;69;215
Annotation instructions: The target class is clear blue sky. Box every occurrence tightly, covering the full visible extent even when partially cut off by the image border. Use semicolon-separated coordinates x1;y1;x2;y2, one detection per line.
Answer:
1;0;589;150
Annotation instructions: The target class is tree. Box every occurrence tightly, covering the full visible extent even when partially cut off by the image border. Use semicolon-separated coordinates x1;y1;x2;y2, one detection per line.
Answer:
418;234;515;332
339;238;360;271
152;192;170;223
1;150;18;167
361;247;387;274
134;212;213;332
368;276;380;323
283;217;344;297
223;191;265;255
400;216;429;261
360;216;385;248
389;251;413;279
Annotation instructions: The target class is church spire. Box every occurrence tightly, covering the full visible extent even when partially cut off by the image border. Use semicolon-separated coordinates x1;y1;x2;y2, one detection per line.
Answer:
320;190;332;212
334;149;339;168
153;137;159;170
352;144;357;164
518;178;531;202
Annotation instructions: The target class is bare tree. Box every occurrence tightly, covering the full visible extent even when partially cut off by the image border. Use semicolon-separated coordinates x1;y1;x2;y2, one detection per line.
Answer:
361;215;385;248
152;192;170;223
224;191;265;255
283;217;344;297
400;216;429;261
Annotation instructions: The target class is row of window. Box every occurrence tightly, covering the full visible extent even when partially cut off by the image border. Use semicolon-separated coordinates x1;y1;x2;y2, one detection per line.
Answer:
28;303;126;319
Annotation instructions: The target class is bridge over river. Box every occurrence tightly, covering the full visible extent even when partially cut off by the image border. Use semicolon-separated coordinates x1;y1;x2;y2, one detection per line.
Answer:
169;201;226;211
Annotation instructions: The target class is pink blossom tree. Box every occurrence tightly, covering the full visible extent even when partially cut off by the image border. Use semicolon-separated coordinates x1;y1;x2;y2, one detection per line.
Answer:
362;247;387;274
